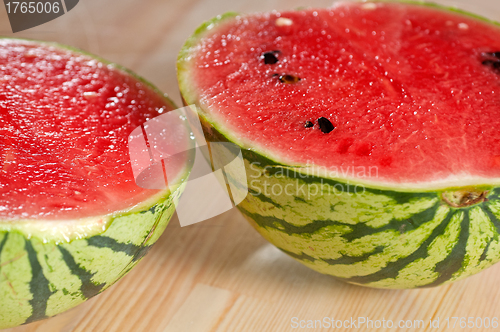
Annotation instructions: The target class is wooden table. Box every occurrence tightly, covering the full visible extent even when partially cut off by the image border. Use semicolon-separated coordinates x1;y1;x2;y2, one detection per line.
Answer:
2;0;500;331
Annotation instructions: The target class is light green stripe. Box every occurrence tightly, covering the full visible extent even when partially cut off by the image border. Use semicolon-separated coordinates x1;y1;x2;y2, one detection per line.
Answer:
247;204;448;279
59;240;133;286
367;207;460;288
447;207;496;282
244;159;439;229
0;233;32;328
479;201;500;264
29;238;85;317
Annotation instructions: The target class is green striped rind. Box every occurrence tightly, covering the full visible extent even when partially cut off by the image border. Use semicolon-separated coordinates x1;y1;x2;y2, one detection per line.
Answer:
0;181;185;329
211;137;500;289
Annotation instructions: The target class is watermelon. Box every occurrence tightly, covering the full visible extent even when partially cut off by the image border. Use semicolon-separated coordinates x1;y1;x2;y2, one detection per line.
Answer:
178;1;500;288
0;39;191;328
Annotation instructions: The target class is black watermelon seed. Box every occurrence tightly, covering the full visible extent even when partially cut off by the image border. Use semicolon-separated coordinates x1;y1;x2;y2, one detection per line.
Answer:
318;117;335;134
483;51;500;59
276;74;301;84
482;60;497;66
304;121;314;128
493;62;500;71
262;52;279;64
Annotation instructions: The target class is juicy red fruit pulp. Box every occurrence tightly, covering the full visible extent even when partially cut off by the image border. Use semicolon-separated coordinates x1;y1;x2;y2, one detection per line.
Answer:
0;40;172;220
192;2;500;185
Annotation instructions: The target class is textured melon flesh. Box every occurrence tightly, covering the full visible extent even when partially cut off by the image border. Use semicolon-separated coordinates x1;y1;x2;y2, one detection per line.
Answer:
0;40;185;220
189;2;500;186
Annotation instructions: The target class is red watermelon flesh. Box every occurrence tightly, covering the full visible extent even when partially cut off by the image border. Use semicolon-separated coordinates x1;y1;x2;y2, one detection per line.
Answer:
0;40;186;220
189;2;500;187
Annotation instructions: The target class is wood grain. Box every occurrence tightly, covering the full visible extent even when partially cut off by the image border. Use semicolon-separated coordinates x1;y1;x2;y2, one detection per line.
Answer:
2;0;500;331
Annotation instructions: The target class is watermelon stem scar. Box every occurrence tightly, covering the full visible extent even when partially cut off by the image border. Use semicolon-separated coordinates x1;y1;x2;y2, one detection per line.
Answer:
442;189;489;208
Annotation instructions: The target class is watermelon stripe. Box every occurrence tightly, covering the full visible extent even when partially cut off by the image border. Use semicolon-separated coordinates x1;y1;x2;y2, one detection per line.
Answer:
425;210;470;287
342;202;441;242
57;246;105;299
278;244;386;266
140;204;157;215
87;236;142;257
489;188;500;200
256;164;437;204
24;240;54;324
130;245;153;263
239;201;441;242
479;240;493;262
323;246;386;265
479;204;500;262
240;208;349;235
0;233;8;254
483;203;500;232
247;188;283;209
278;248;315;262
346;208;455;285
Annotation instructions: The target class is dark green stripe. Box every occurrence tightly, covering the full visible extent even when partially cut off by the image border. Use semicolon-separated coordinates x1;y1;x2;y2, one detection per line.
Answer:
294;196;311;205
488;188;500;201
483;203;500;233
87;233;153;263
225;172;252;194
130;245;153;262
479;240;492;262
278;248;315;262
240;151;436;204
87;236;142;257
24;240;54;324
239;207;352;235
424;210;470;287
345;208;455;285
323;246;385;265
0;232;9;254
238;202;440;242
247;188;282;209
58;246;105;299
343;202;441;241
478;204;500;262
279;245;386;266
140;204;157;215
263;164;432;201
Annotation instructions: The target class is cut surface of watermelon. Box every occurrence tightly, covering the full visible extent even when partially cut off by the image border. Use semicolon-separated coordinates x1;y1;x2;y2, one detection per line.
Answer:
180;2;500;188
0;39;188;221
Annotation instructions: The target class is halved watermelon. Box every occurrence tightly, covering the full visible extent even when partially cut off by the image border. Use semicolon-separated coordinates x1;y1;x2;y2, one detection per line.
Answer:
0;39;191;328
178;2;500;288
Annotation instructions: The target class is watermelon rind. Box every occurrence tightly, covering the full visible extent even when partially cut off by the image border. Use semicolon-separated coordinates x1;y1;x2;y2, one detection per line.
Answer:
177;2;500;289
0;39;191;328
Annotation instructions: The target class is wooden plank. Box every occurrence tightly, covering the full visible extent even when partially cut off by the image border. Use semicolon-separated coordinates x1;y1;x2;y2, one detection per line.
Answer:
163;284;235;332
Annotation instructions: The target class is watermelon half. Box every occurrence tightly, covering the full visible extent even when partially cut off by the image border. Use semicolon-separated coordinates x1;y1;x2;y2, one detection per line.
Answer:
178;1;500;288
0;39;191;328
